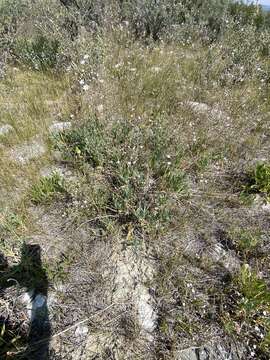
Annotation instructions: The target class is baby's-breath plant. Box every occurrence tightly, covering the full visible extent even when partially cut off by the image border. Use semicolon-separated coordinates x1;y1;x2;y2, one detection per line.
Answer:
54;115;187;233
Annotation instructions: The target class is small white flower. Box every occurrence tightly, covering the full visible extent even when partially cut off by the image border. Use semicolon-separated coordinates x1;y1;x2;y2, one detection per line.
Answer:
82;84;90;91
97;104;104;113
80;59;86;65
83;54;89;60
167;161;171;166
152;66;161;73
79;79;85;85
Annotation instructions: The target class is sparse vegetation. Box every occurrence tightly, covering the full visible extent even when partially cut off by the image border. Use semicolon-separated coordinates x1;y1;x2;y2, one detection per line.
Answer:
225;265;270;356
0;0;270;359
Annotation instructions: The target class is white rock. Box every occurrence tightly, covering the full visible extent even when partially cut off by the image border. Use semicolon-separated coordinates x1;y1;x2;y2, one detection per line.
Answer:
9;139;46;164
137;287;157;333
261;202;270;212
185;101;211;113
20;291;33;318
184;101;230;121
75;324;89;337
82;84;90;91
0;124;14;136
49;122;71;134
176;347;198;360
40;165;75;182
97;104;104;114
176;344;238;360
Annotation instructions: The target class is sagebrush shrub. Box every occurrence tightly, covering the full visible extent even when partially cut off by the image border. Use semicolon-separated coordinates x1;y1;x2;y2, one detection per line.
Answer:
120;0;178;40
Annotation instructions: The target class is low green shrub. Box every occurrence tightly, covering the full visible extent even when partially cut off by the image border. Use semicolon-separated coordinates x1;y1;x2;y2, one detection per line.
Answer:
253;163;270;196
120;0;230;42
242;163;270;201
30;173;65;204
120;0;179;40
228;2;268;30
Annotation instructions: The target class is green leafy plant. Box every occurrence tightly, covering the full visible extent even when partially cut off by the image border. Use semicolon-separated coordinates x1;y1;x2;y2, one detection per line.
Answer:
30;173;65;205
253;163;270;196
229;228;261;258
243;163;270;202
54;118;106;168
237;265;270;313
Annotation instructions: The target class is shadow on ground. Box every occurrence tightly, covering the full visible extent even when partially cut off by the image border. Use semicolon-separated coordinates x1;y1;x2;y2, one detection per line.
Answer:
0;244;51;359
